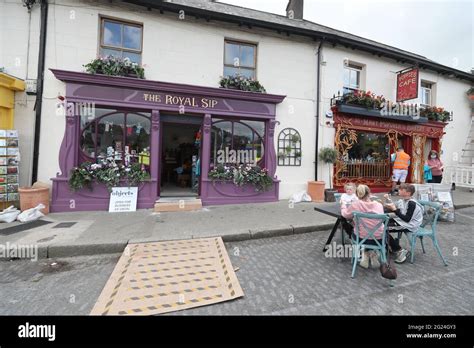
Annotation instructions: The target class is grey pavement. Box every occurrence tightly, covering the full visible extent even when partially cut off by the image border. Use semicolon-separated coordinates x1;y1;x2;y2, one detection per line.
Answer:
0;206;473;315
0;187;472;259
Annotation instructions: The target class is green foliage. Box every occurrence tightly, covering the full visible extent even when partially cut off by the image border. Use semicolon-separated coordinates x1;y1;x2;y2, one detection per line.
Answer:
291;134;300;143
318;147;338;164
84;56;145;79
208;164;273;192
219;74;266;93
420;106;451;122
341;90;386;109
69;160;150;192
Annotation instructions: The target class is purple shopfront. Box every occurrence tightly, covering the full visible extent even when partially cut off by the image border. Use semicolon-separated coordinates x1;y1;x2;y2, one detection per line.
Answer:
50;70;285;212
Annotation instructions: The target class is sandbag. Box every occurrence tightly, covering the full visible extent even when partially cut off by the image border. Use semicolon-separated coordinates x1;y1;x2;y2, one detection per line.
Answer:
17;203;45;223
0;206;21;223
289;191;312;204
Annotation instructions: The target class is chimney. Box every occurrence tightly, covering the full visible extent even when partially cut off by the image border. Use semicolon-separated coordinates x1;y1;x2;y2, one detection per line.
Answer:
286;0;304;20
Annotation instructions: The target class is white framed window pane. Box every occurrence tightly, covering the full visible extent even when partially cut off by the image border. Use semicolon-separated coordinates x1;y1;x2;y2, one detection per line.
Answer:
100;47;122;59
349;70;360;88
239;68;255;79
240;45;255;68
123;25;142;50
103;20;122;47
224;66;239;77
123;51;141;64
225;43;240;66
343;68;350;87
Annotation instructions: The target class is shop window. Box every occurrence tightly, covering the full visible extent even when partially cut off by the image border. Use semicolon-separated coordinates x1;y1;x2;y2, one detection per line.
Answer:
224;40;257;79
210;119;264;168
337;131;390;179
100;17;143;63
421;81;433;107
277;128;301;167
343;63;362;94
80;108;151;164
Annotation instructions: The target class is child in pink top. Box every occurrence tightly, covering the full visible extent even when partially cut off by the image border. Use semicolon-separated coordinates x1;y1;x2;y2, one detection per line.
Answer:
341;185;384;268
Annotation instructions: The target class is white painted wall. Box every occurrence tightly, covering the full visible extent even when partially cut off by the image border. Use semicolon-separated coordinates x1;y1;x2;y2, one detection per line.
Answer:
2;0;471;200
0;0;40;187
34;0;317;200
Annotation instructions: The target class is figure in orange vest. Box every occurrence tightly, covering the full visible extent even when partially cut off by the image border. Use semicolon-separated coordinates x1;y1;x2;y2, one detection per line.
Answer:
390;146;411;194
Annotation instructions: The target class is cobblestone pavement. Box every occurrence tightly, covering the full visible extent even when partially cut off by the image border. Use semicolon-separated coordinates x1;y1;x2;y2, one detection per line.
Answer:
1;207;473;315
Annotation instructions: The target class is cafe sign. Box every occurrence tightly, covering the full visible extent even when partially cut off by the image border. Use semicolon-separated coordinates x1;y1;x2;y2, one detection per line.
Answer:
396;68;419;102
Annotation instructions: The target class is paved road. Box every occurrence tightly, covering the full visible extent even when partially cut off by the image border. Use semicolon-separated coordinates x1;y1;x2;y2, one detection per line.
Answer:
1;207;473;315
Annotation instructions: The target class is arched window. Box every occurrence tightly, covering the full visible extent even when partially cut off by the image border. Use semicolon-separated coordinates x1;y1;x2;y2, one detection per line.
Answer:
278;128;301;166
210;119;265;168
80;108;151;164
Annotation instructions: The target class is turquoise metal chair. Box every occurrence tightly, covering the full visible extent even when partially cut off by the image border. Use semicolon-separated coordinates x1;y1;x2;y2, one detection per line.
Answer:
351;212;389;279
410;201;448;266
334;193;342;204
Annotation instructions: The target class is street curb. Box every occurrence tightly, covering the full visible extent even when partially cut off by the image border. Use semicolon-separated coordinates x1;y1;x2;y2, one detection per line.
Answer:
15;223;336;260
454;204;474;210
47;242;128;258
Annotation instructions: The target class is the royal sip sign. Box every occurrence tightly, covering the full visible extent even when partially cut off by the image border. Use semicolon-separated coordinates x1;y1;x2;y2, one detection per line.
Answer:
51;69;284;119
396;68;419;102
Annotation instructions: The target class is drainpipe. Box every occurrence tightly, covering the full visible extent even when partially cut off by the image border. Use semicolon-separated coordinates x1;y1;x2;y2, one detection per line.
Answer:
314;40;323;181
32;0;48;184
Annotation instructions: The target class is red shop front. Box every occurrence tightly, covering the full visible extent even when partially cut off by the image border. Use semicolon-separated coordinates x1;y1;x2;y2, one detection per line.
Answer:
332;104;446;193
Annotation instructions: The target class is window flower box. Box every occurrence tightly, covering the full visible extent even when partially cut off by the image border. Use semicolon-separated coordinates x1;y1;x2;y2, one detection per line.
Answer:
83;56;145;79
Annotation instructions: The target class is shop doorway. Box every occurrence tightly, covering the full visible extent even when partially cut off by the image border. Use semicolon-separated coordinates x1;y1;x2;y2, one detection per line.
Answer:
160;120;202;197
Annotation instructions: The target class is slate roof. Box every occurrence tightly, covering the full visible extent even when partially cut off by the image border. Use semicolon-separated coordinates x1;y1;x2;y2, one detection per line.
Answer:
124;0;473;82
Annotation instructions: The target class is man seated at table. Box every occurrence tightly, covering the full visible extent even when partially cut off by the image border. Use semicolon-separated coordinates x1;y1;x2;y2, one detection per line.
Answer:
341;185;384;269
383;183;424;264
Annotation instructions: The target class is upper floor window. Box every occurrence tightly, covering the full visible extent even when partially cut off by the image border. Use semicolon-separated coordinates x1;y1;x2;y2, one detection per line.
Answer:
421;81;433;107
224;40;257;79
100;17;143;63
343;63;362;94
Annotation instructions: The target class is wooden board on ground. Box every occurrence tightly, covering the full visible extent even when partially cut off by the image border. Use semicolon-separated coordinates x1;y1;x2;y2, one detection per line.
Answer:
90;237;244;315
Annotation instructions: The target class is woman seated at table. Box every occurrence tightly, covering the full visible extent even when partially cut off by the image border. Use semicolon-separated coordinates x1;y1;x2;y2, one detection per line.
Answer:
341;185;383;269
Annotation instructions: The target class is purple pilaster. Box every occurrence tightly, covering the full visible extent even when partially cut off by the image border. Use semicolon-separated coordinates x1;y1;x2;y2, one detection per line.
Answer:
57;102;78;177
266;119;279;179
151;110;160;198
201;114;212;180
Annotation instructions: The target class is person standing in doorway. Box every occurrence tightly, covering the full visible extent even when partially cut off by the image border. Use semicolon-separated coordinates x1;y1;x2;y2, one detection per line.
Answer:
427;150;444;184
390;146;411;194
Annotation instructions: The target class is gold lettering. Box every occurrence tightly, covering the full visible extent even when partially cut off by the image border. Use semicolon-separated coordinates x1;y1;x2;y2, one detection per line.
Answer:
166;95;173;104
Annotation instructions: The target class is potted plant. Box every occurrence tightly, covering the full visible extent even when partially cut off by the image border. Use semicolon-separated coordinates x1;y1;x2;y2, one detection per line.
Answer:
208;164;273;192
318;147;339;202
84;56;145;79
219;74;266;93
291;134;300;144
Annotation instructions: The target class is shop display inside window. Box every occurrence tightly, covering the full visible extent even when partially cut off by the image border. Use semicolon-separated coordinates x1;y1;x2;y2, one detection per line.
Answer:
80;109;151;171
0;129;20;208
339;131;390;179
210;119;265;168
278;128;301;167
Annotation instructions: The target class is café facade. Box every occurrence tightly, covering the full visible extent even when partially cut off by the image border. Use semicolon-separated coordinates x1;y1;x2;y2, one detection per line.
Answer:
4;0;473;213
49;69;285;211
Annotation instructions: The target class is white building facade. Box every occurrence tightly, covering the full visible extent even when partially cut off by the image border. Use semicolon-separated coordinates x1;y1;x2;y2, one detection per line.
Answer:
1;0;472;211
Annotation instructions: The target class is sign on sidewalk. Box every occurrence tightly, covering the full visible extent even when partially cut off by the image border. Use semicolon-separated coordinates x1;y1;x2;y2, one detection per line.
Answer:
108;187;138;213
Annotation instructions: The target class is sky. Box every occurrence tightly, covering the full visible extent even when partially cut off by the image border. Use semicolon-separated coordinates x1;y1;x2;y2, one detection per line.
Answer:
221;0;473;73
